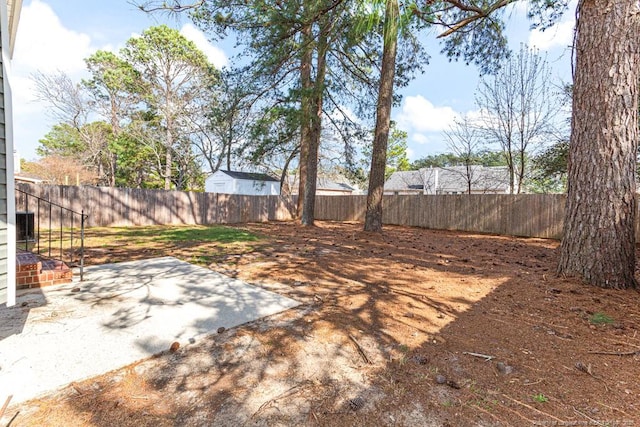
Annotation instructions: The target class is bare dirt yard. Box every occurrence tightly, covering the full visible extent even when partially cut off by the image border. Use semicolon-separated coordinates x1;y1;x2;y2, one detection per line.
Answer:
4;221;640;426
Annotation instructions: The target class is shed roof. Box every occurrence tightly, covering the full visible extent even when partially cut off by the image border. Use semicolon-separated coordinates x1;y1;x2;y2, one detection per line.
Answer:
219;170;279;182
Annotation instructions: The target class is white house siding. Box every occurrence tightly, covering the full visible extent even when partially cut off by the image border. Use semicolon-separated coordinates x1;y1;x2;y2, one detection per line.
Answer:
233;179;279;195
205;171;280;196
0;0;15;307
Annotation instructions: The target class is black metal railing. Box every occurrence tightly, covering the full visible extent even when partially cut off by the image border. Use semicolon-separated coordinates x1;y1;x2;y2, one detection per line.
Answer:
15;188;88;281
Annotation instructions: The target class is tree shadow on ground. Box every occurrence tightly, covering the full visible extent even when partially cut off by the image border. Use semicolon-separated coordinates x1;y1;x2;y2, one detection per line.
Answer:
6;221;640;426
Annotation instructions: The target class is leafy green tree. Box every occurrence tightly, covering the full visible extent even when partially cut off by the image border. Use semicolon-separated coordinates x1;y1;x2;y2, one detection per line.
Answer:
33;27;215;190
410;150;506;170
246;105;301;189
361;122;410;180
84;50;141;133
38;121;118;186
529;140;568;193
37;123;86;158
410;153;461;169
83;50;142;185
110;130;162;188
121;25;217;190
387;127;410;177
476;150;508;167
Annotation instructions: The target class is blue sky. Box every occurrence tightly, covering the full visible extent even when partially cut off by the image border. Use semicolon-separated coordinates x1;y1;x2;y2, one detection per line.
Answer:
11;0;576;163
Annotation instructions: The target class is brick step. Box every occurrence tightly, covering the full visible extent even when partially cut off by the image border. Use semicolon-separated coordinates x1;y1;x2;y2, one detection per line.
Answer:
16;250;73;289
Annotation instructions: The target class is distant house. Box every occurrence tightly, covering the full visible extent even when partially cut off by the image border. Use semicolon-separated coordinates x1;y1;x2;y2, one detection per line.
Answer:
205;170;281;196
14;174;46;185
384;166;512;195
316;177;357;195
285;174;361;196
383;170;425;195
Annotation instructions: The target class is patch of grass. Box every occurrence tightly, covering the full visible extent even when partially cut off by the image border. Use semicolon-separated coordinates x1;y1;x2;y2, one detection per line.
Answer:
532;393;548;403
110;225;260;244
189;255;214;265
83;225;262;248
589;312;614;325
72;224;266;266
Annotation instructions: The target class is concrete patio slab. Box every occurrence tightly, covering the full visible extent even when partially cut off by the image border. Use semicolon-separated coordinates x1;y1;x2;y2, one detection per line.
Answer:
0;257;299;404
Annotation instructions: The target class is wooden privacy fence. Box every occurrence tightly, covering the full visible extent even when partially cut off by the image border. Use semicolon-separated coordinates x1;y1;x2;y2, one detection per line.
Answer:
15;183;296;228
15;183;604;240
315;194;567;239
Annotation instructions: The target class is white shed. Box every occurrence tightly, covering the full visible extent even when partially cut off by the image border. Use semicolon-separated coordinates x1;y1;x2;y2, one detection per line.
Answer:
205;170;281;196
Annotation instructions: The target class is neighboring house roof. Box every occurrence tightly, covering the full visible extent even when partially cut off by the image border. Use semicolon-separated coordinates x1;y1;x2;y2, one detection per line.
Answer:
217;170;279;182
285;174;360;194
384;166;511;194
15;173;47;184
424;166;510;193
317;177;355;192
384;170;424;192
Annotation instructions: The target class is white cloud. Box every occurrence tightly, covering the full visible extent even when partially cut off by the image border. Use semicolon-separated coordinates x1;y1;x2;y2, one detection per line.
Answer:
11;75;40;116
528;20;575;51
396;95;458;134
511;1;529;15
13;0;93;74
180;23;228;68
406;147;415;161
11;0;101;159
412;133;429;145
462;109;490;127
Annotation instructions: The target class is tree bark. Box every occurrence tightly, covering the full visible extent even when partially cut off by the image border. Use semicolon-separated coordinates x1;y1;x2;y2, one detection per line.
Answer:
301;19;329;226
226;112;233;171
164;124;173;190
296;23;313;220
110;97;119;187
364;0;399;232
280;145;300;194
558;0;639;289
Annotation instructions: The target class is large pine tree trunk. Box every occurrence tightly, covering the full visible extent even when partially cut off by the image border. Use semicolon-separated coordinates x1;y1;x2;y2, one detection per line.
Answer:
301;23;329;226
558;0;639;289
364;0;399;232
296;24;313;220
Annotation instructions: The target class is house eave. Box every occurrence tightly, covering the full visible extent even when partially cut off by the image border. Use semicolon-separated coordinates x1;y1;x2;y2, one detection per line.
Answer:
7;0;22;58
